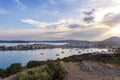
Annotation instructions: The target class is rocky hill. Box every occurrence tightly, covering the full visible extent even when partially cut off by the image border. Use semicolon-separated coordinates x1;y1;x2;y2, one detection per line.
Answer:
103;36;120;42
64;61;120;80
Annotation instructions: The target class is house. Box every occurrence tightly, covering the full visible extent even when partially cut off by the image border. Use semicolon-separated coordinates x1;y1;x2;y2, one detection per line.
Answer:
107;47;118;53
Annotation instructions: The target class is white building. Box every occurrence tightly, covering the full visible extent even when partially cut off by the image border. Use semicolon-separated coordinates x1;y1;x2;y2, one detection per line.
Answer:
107;47;118;53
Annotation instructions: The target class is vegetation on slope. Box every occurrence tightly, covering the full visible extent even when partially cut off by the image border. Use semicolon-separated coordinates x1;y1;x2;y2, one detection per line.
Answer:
0;60;64;80
1;52;120;79
62;53;120;66
15;60;64;80
0;63;22;78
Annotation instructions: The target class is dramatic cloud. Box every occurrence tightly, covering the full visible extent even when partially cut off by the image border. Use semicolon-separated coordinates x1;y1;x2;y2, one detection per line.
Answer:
21;18;94;32
1;0;120;40
83;16;94;23
21;17;109;40
83;9;95;16
17;5;120;40
103;13;120;27
83;9;95;23
68;28;107;40
68;24;81;29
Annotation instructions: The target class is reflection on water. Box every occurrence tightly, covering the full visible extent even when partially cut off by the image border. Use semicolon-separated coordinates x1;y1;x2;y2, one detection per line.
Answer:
0;48;107;68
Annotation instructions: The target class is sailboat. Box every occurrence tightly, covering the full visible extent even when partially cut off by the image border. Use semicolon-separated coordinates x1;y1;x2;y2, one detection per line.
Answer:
61;51;64;53
78;51;81;53
41;53;44;55
56;54;60;56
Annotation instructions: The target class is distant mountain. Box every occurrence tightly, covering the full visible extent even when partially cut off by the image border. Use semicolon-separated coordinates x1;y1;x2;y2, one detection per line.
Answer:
1;38;120;48
41;40;81;43
103;36;120;42
0;40;82;43
0;40;31;43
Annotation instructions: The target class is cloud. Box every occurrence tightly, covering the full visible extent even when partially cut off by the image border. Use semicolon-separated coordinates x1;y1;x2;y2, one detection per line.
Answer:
0;29;47;40
0;29;69;40
82;9;95;23
15;0;26;9
83;9;95;16
21;19;49;29
68;24;81;29
18;4;120;40
0;8;8;15
2;0;120;40
83;16;94;23
48;0;57;5
68;28;107;40
103;13;120;27
20;17;110;40
21;18;90;32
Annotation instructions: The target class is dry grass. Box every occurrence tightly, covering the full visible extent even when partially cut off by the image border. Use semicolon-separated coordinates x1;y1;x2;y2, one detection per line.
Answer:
103;63;120;68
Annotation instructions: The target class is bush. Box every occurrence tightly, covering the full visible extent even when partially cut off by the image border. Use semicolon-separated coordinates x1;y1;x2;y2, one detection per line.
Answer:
0;68;6;78
6;63;22;76
16;61;64;80
44;60;64;80
0;63;22;78
26;61;46;68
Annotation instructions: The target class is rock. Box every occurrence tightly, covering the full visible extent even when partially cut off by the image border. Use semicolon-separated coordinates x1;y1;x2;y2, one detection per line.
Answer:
63;61;120;80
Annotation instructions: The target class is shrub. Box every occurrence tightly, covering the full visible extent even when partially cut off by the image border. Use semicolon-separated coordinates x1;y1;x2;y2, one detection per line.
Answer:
26;61;46;68
0;68;6;78
16;61;64;80
6;63;22;76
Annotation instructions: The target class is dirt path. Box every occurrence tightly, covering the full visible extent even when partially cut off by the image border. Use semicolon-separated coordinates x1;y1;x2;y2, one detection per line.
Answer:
63;61;120;80
1;61;120;80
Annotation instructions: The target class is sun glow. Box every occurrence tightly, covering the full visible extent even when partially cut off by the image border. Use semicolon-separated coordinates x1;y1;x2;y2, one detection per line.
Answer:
111;24;120;35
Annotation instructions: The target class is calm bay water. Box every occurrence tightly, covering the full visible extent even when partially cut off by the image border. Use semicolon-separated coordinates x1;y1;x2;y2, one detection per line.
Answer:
0;48;107;69
0;43;107;68
0;42;67;46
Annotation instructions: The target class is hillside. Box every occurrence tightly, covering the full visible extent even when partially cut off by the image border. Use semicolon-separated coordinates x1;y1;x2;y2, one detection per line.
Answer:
2;61;120;80
64;61;120;80
103;36;120;42
0;36;120;49
1;53;120;80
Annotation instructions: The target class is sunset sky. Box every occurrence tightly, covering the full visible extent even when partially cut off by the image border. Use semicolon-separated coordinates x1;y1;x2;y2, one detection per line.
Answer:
0;0;120;40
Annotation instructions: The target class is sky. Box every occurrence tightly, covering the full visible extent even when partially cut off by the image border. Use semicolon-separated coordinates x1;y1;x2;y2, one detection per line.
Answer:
0;0;120;41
